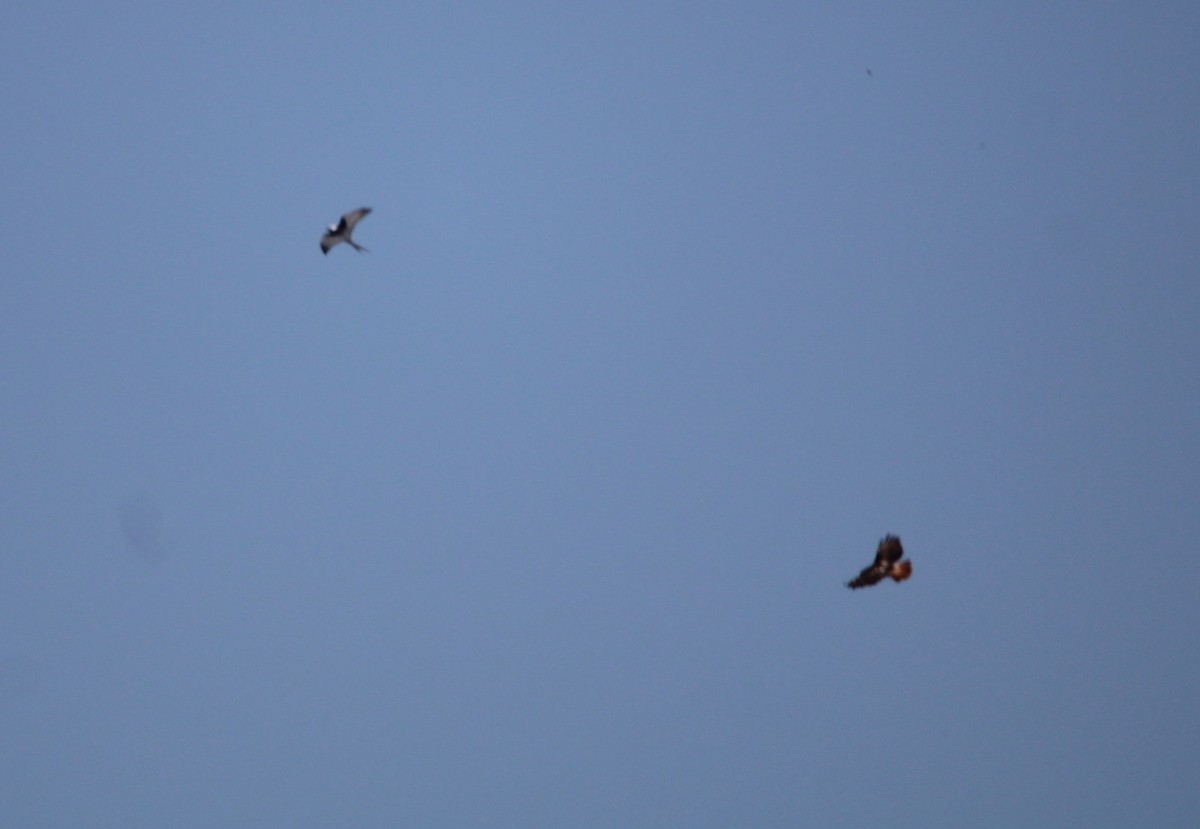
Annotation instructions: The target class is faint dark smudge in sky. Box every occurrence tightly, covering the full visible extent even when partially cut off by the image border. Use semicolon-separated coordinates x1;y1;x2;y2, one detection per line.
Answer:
119;496;165;561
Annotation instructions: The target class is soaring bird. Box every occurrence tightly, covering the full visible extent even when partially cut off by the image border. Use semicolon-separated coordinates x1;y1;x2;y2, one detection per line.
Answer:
321;207;372;254
846;534;913;590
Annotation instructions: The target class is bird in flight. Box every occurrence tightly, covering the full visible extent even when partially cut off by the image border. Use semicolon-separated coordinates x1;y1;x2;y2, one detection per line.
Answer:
846;534;913;590
321;207;372;254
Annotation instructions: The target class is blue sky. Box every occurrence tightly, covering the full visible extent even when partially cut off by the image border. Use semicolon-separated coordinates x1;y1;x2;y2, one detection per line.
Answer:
2;3;1198;826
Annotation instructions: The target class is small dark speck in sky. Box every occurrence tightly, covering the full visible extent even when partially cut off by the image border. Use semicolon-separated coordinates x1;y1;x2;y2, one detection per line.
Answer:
119;496;164;559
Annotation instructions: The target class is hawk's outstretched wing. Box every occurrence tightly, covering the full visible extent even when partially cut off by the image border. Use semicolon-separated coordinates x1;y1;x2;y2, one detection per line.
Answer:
847;562;887;590
875;535;904;566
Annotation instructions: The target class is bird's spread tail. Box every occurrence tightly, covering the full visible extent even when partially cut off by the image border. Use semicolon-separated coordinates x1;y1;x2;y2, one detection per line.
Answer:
890;560;913;582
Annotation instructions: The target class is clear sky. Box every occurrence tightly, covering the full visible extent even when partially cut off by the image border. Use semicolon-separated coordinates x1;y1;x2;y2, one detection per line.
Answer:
2;3;1198;827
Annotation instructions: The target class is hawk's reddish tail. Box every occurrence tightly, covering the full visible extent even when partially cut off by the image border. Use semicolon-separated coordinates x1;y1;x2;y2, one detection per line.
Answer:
891;560;913;582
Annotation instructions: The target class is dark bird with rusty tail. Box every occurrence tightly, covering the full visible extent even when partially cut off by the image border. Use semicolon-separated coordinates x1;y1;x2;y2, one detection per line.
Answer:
847;534;913;589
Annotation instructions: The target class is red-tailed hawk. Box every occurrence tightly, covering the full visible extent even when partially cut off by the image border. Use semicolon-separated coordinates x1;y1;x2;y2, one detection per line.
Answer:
846;534;913;590
321;207;372;254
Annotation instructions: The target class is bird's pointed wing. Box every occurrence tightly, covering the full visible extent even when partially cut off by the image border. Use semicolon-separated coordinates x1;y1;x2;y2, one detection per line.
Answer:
320;225;343;249
341;207;372;232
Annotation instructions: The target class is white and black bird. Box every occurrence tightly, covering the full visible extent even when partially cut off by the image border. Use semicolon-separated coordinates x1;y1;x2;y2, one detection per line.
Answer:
321;207;372;255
